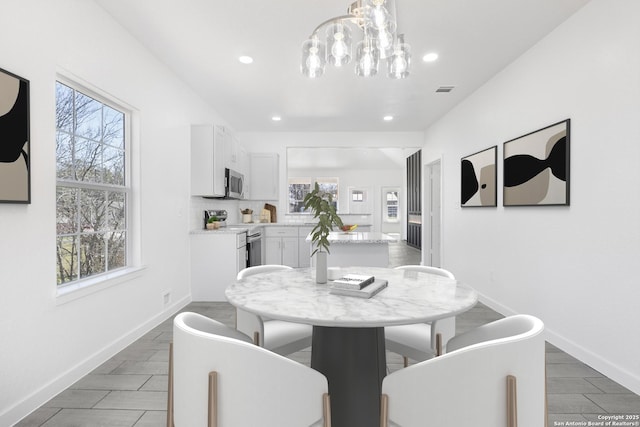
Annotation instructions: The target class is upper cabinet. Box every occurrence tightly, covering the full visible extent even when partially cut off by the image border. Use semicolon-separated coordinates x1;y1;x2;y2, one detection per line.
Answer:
249;153;279;200
191;124;248;198
223;130;238;170
191;124;225;197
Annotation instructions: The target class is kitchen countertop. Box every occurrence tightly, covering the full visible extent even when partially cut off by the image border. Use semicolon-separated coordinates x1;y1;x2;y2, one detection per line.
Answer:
191;223;374;234
305;231;397;244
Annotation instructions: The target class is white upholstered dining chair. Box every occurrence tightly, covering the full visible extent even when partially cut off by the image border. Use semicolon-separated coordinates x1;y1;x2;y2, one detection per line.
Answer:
236;265;313;355
169;311;331;427
381;314;546;427
384;265;457;366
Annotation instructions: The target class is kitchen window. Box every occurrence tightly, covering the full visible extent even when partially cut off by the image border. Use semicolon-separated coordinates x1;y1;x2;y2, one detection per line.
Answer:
288;177;339;213
55;80;132;288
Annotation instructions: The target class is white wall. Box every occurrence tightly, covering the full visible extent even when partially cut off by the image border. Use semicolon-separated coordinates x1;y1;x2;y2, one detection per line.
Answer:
0;1;227;424
423;0;640;393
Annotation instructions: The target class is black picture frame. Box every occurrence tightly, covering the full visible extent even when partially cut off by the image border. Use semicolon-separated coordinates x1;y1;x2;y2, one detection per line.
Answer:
503;119;570;207
461;146;497;207
0;67;31;204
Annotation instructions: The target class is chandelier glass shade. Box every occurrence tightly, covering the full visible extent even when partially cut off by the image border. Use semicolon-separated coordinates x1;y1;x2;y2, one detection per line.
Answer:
301;37;327;78
301;0;410;79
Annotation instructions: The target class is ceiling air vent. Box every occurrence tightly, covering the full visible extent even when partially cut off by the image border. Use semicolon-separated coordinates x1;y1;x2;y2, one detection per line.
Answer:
436;86;455;93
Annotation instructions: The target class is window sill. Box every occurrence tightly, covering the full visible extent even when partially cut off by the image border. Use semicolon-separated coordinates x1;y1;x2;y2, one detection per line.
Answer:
56;266;146;306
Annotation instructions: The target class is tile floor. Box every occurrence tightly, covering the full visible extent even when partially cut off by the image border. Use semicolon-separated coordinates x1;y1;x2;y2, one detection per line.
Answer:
16;241;640;426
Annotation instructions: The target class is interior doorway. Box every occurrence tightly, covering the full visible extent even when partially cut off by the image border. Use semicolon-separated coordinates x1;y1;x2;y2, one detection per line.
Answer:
423;160;442;267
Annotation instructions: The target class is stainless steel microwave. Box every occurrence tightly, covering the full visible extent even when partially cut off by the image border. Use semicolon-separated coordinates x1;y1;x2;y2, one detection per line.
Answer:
225;168;244;199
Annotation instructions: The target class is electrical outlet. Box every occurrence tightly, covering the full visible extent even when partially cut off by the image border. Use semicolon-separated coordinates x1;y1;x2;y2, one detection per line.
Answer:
163;291;171;305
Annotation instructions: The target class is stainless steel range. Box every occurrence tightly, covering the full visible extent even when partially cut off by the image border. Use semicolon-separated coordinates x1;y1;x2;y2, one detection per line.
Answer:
246;227;262;267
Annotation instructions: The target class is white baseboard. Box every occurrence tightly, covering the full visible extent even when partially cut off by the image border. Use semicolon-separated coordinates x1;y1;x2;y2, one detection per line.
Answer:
1;295;191;427
477;292;640;396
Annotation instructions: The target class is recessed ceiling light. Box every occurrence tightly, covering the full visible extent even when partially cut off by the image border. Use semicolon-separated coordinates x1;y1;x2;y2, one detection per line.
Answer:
422;52;439;62
383;115;394;121
238;55;254;64
272;116;282;122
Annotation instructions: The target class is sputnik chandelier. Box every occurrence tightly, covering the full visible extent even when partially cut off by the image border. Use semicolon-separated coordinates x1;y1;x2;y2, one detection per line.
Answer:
301;0;410;79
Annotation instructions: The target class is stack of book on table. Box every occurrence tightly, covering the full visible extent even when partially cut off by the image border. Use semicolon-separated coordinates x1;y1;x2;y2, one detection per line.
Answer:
329;274;388;299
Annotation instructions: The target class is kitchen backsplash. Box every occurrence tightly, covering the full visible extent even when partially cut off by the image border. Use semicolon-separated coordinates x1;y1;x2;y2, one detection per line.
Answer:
190;197;371;230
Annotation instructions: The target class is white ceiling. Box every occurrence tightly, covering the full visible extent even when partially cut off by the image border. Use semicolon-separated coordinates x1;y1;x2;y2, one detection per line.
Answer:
94;0;590;133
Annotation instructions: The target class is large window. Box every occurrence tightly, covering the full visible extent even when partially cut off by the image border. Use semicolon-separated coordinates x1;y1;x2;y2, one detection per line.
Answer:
55;81;130;287
288;177;339;213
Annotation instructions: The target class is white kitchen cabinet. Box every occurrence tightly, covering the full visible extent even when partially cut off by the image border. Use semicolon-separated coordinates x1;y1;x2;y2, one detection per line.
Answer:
190;231;246;301
298;226;314;268
249;153;279;200
223;128;238;169
190;124;225;197
264;227;298;267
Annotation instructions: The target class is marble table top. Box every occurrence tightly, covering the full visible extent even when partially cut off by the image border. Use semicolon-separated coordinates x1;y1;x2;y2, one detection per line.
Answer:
225;267;478;328
305;231;397;244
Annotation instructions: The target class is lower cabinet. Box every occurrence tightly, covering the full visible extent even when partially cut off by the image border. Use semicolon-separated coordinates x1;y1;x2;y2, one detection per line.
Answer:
191;232;245;301
298;226;314;268
264;227;299;267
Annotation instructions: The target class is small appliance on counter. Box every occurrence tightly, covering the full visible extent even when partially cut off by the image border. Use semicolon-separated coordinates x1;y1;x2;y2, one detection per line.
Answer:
204;209;228;229
240;208;253;223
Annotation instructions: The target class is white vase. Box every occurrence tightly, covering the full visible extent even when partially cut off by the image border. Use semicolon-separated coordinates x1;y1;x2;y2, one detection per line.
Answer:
316;251;328;284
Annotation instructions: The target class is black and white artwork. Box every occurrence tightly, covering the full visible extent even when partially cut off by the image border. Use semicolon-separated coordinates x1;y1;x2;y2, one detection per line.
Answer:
503;119;570;206
461;146;497;207
0;67;30;203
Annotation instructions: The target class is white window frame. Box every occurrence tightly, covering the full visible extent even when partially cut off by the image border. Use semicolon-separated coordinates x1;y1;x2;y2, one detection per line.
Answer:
55;73;142;302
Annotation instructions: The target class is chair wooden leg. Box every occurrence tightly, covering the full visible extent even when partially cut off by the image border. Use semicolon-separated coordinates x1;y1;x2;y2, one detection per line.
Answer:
403;356;409;368
435;333;443;356
380;394;389;427
323;393;332;427
208;371;218;427
167;342;174;427
506;375;517;427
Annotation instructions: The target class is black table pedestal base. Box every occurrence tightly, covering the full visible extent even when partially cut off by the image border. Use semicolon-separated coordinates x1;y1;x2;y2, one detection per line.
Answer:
311;326;387;427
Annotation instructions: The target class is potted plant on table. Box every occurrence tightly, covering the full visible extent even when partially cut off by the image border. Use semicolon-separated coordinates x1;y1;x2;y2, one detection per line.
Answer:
303;183;344;283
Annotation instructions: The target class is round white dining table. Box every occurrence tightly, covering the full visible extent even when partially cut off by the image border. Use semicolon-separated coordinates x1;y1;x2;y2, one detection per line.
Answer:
225;266;478;427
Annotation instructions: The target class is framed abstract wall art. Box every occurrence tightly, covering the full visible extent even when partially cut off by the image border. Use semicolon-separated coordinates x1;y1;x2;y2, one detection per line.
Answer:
503;119;570;207
0;67;30;203
461;146;497;207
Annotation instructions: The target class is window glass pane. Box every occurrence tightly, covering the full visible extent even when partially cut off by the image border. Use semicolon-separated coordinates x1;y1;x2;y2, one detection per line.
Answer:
288;178;311;213
385;190;399;220
56;235;78;285
80;233;106;278
56;131;73;179
80;189;107;233
103;146;125;185
74;137;102;182
103;106;124;149
75;92;103;141
317;178;339;210
107;231;126;270
57;187;78;235
107;191;126;231
55;82;74;132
